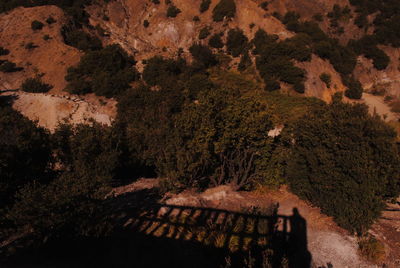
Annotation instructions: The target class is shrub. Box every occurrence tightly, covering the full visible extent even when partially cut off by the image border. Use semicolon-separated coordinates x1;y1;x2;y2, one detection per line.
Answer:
21;77;53;93
167;5;181;18
46;16;56;24
151;0;160;3
200;0;211;13
31;20;44;30
61;25;102;51
0;46;10;55
189;43;217;67
143;19;149;28
43;34;51;41
287;100;400;233
0;60;21;72
65;44;138;97
260;1;268;11
344;77;363;99
319;73;331;88
209;33;224;48
226;28;248;57
142;56;186;89
212;0;236;22
198;27;211;39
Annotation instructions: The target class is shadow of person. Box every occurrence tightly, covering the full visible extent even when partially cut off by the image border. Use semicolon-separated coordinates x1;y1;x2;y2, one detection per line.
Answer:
288;208;312;268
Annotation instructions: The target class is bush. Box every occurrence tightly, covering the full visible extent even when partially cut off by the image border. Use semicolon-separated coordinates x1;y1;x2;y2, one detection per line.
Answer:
0;60;21;72
198;27;211;39
61;25;102;51
212;0;236;22
21;77;53;93
200;0;211;13
287;100;400;233
226;28;248;57
143;19;149;28
189;43;218;67
46;16;56;24
0;46;10;55
344;77;363;99
167;5;181;18
65;44;139;97
142;56;186;89
31;20;44;30
209;33;224;48
319;73;331;88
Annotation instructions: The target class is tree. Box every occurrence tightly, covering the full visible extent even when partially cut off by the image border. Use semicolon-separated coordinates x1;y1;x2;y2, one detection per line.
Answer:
189;43;217;68
0;106;51;207
200;0;211;13
167;4;181;18
319;73;331;88
226;28;248;57
65;44;139;97
159;88;274;189
286;100;400;233
212;0;236;22
209;33;224;49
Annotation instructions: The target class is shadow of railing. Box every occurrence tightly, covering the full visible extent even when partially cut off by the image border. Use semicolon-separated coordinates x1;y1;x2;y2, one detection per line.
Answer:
1;189;312;268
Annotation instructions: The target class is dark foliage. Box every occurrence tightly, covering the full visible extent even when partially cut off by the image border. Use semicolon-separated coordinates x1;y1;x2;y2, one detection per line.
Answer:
189;43;218;68
199;27;211;39
344;76;363;99
0;60;22;72
21;77;53;93
142;56;186;89
65;44;138;97
252;29;306;93
287;100;400;233
200;0;211;13
0;46;9;55
61;25;102;51
208;33;224;48
167;4;181;18
212;0;236;22
226;28;248;57
0;106;51;207
31;20;44;30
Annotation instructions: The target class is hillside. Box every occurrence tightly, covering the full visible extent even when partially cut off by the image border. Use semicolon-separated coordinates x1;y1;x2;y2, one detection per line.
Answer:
1;0;400;267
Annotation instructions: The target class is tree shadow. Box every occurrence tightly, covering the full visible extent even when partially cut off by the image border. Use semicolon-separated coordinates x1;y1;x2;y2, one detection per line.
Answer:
1;189;312;268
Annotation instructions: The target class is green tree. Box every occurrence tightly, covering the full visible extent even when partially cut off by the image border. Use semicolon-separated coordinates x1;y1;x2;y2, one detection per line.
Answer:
287;100;400;233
